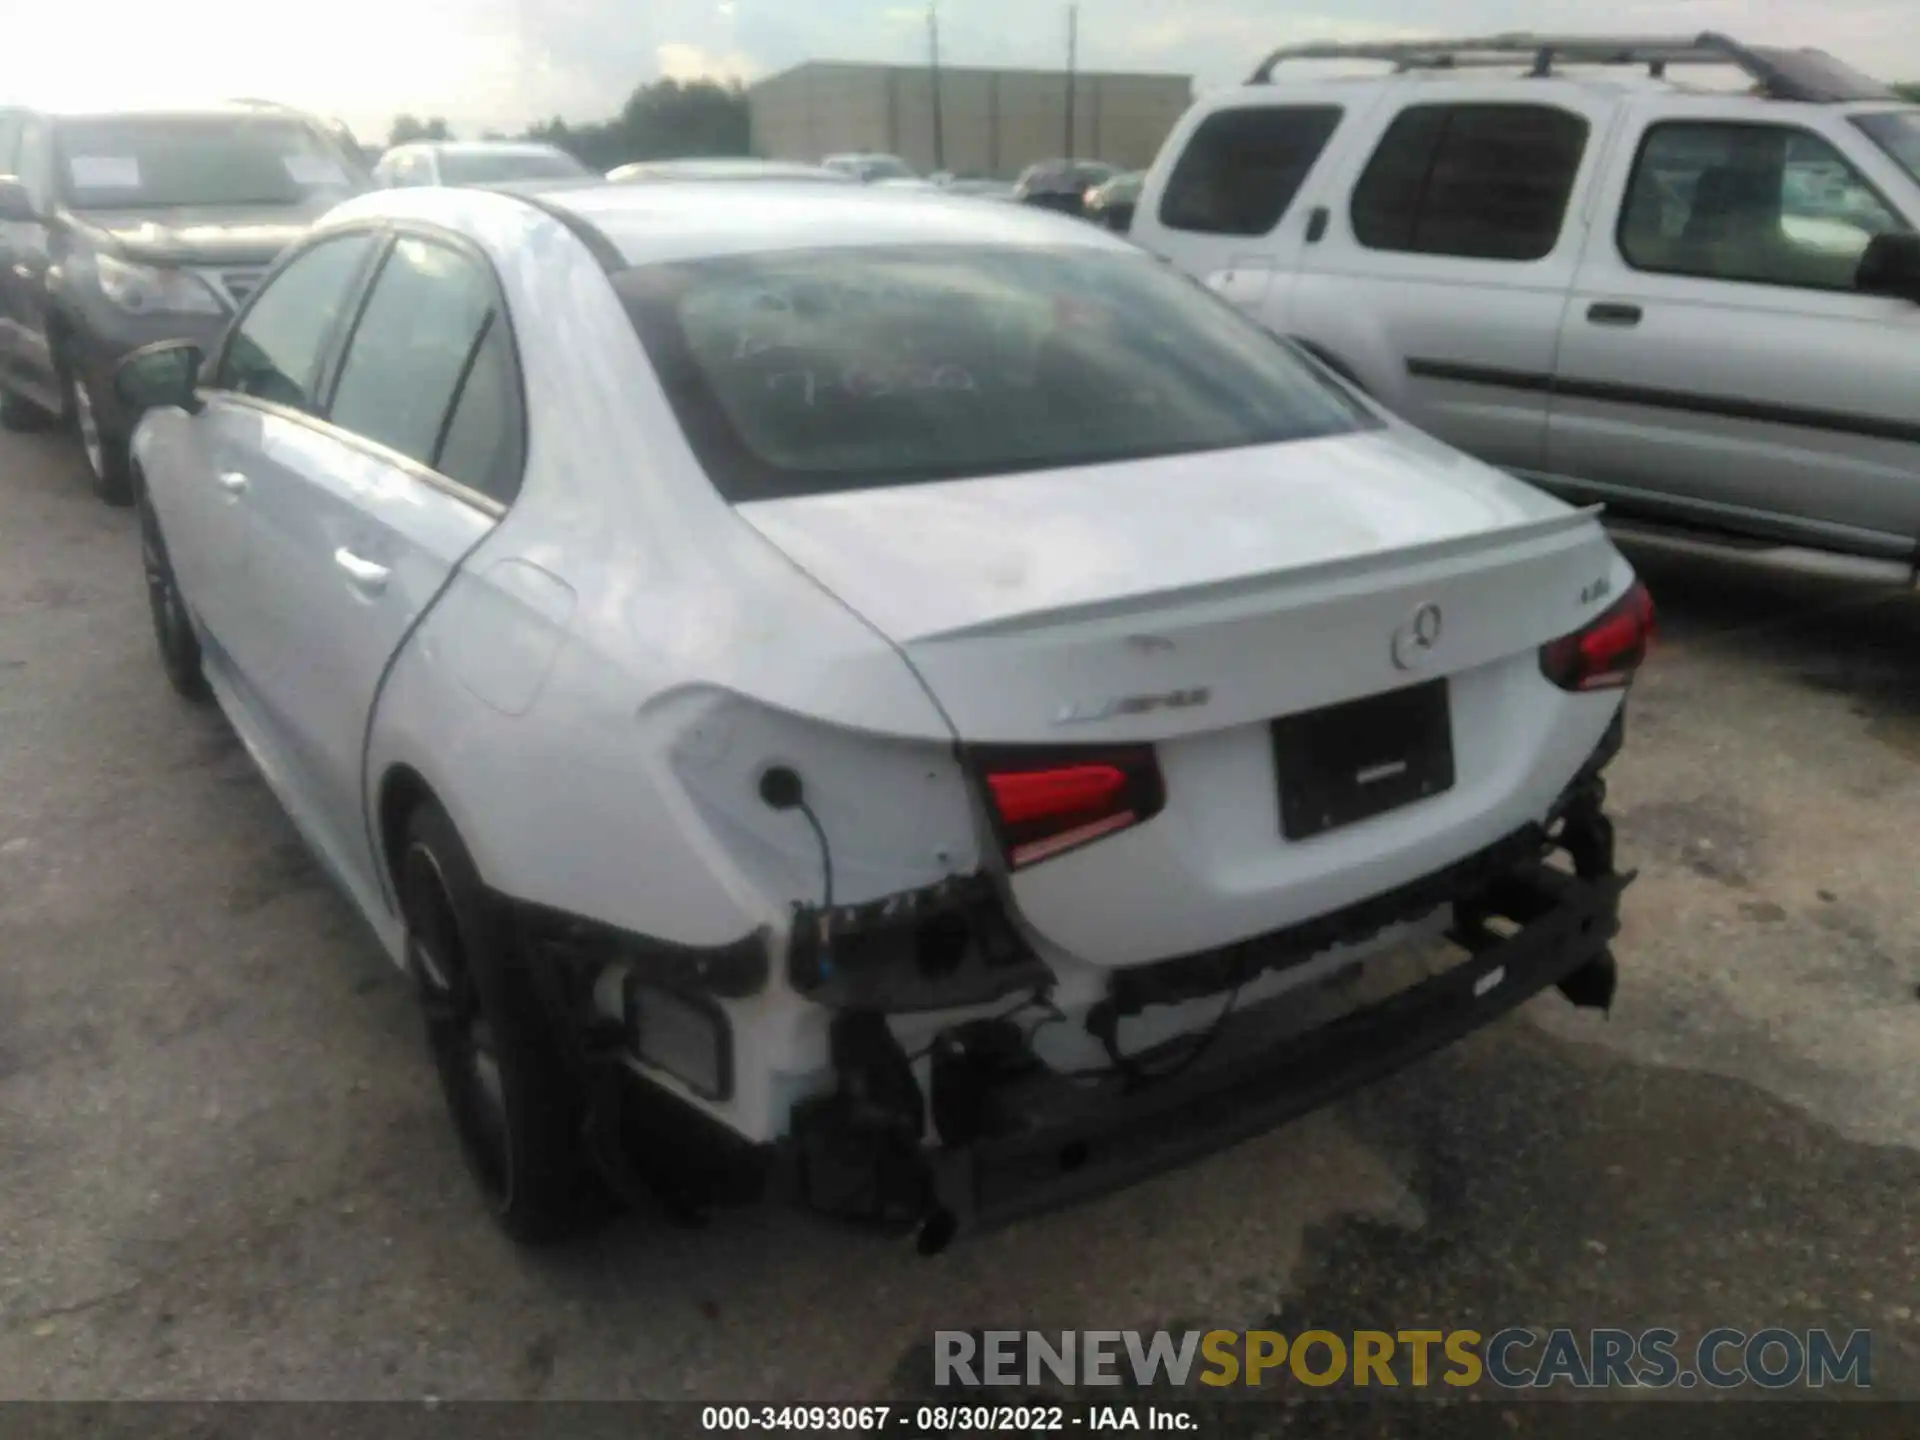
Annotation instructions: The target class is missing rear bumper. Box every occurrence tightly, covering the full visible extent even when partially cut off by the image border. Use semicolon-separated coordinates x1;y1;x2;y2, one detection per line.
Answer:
782;847;1630;1247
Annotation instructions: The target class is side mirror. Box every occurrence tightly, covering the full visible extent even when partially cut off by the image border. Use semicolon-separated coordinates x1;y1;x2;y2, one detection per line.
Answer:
0;176;38;223
114;340;205;416
1856;231;1920;303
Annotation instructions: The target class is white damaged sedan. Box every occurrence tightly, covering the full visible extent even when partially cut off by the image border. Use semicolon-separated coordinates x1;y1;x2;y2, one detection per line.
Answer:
120;181;1652;1247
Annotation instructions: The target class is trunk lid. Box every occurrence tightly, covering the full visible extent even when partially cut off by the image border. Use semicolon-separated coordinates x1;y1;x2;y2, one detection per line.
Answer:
738;428;1615;745
738;428;1631;967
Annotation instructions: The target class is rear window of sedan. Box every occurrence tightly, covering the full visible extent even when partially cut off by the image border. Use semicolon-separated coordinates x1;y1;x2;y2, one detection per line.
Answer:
614;245;1374;502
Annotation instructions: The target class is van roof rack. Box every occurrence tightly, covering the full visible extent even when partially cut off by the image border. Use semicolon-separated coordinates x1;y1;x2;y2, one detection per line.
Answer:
1245;31;1898;103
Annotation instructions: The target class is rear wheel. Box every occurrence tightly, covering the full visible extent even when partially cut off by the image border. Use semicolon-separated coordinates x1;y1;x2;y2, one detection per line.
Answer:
67;367;133;506
400;801;606;1243
138;490;211;702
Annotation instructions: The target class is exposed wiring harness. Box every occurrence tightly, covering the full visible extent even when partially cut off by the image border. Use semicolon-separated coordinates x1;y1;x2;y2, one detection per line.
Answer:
1074;981;1247;1089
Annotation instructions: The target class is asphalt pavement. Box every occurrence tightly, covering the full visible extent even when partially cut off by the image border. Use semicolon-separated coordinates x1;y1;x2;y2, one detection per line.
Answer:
1;423;1917;1403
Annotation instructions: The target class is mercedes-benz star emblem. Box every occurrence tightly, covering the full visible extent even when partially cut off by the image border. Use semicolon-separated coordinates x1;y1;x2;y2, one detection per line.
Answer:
1391;601;1444;671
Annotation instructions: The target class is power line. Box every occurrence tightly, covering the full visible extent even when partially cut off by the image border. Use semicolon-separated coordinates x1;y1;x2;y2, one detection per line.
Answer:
929;1;945;170
1065;3;1079;157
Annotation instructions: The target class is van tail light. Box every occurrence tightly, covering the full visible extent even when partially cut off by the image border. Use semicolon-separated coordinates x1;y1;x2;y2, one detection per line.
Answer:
976;746;1166;870
1540;580;1657;692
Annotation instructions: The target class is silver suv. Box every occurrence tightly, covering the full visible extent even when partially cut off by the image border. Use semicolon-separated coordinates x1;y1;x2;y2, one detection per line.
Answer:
1130;34;1920;579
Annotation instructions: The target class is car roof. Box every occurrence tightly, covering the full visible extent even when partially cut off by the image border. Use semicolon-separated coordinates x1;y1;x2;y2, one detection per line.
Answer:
324;179;1136;268
1187;70;1887;119
405;140;569;156
34;101;330;124
608;157;851;182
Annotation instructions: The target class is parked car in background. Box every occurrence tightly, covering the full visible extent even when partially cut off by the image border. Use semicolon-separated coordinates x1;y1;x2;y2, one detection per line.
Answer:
122;178;1640;1248
1084;170;1143;231
0;102;368;503
373;141;590;189
820;152;918;183
1131;32;1920;578
609;158;852;184
1013;159;1120;216
941;177;1017;200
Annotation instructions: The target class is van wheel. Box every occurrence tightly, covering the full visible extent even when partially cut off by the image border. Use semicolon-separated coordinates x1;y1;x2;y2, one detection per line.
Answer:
399;800;608;1244
138;491;211;702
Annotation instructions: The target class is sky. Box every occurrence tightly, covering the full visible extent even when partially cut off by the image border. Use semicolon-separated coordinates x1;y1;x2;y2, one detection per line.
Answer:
0;0;1913;143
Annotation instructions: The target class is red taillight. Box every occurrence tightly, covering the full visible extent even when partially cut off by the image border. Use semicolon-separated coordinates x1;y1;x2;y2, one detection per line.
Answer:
1540;580;1657;692
978;747;1165;869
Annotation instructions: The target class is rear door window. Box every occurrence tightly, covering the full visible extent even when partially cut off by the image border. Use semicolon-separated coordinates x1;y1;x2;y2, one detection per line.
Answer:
326;236;520;498
1158;106;1344;236
1350;103;1590;261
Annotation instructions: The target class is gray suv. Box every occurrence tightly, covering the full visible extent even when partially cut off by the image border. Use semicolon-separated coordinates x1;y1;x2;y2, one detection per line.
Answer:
0;103;369;503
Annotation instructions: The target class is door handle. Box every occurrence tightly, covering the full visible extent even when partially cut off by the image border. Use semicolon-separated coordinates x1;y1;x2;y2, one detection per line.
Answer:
217;470;248;495
333;547;390;595
1304;205;1329;243
1586;302;1643;327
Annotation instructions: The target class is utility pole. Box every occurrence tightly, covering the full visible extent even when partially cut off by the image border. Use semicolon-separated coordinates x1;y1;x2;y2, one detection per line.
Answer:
928;1;945;171
1064;4;1078;158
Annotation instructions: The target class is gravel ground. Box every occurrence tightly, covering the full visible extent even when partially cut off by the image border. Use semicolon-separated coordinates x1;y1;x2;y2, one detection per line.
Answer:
1;423;1916;1405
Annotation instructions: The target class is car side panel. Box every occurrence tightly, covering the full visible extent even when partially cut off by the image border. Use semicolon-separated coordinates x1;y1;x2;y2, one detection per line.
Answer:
1547;103;1920;555
147;396;258;665
241;416;496;909
1284;86;1623;475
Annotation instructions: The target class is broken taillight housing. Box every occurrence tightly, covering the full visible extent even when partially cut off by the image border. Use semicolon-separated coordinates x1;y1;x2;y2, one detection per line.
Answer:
976;745;1166;870
1540;579;1657;692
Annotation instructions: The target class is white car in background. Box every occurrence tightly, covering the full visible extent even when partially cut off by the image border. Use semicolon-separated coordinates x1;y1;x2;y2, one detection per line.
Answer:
116;180;1646;1248
373;140;591;188
820;151;919;183
608;157;852;184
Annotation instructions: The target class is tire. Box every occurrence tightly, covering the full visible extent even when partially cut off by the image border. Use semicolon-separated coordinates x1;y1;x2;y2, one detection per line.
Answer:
0;386;56;432
67;365;134;506
399;800;606;1243
137;490;211;702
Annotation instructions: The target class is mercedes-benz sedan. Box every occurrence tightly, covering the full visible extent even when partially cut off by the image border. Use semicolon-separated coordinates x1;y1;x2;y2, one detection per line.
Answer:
120;181;1647;1246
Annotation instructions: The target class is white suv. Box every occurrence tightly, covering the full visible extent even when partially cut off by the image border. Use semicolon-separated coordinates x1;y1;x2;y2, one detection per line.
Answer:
1131;34;1920;578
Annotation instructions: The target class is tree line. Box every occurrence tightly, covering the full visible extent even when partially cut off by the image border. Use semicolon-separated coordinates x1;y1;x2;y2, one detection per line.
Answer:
386;75;1920;165
386;78;751;168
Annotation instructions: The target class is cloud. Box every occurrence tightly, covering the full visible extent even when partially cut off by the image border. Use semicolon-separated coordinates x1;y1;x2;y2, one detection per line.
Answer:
4;0;1915;139
657;42;762;84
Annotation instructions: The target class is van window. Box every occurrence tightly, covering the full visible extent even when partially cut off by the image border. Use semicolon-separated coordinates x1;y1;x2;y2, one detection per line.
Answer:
1351;103;1589;261
1620;121;1907;291
1158;106;1343;236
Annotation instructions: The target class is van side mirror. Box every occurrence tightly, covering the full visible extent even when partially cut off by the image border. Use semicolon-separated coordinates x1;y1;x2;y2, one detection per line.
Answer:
0;176;37;223
114;340;205;416
1856;231;1920;303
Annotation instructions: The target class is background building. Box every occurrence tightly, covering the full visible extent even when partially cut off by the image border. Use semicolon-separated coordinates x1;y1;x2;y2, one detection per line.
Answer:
748;62;1193;177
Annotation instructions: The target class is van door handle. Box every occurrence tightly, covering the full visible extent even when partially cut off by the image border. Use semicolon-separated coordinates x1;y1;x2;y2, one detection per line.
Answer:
1304;206;1329;243
333;547;390;595
217;470;248;495
1586;302;1642;326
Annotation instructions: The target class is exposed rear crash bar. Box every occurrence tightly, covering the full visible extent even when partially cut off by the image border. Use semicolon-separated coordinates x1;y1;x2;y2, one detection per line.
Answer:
925;859;1630;1238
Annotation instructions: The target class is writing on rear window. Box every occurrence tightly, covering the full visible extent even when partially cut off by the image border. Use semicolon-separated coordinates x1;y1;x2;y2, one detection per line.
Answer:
616;244;1375;502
